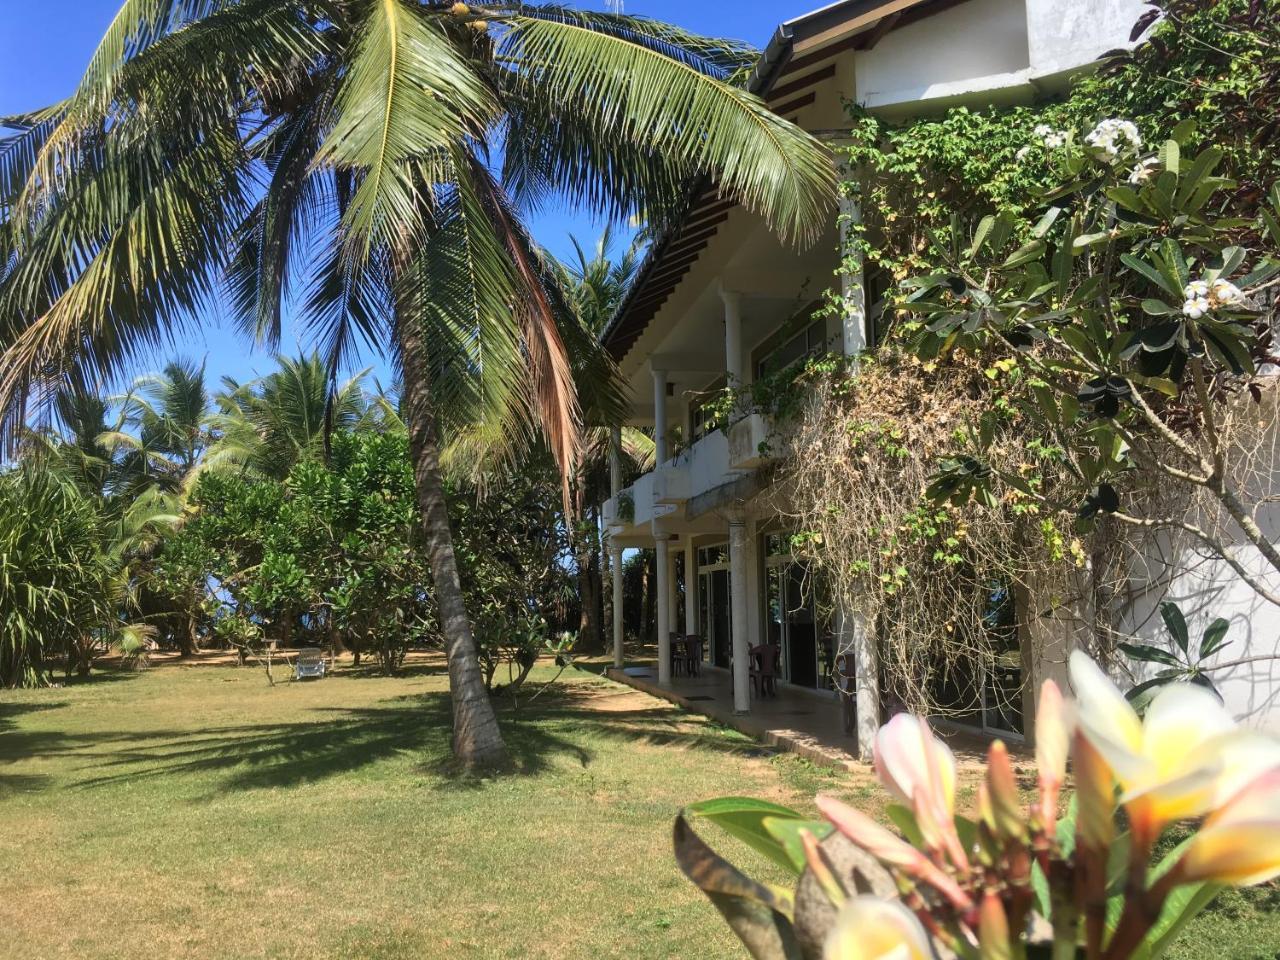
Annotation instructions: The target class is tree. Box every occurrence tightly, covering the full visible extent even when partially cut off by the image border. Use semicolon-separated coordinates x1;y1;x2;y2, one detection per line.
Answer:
208;354;389;478
554;227;652;650
0;2;834;766
98;358;213;497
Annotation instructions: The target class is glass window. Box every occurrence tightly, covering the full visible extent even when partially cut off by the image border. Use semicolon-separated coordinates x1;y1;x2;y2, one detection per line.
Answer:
757;319;828;379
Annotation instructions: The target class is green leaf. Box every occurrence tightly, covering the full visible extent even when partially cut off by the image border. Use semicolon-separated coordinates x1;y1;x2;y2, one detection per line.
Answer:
684;797;808;875
1159;601;1190;654
673;815;802;960
1158;139;1180;176
967;215;995;259
1121;253;1181;297
762;817;835;875
1004;238;1046;267
1119;641;1184;668
1169;118;1197;146
1215;245;1245;280
885;803;926;848
1073;231;1112;250
1199;618;1231;659
1031;206;1063;239
1141;299;1179;316
1146;883;1223;958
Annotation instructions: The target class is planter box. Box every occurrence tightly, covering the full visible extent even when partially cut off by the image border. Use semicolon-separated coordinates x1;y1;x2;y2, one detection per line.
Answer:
727;413;774;470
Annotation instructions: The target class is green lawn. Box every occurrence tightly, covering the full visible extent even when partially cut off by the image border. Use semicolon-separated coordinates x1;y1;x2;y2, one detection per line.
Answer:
0;657;1274;959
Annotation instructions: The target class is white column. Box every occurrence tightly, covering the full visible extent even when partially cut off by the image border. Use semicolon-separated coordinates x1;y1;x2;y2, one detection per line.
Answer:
609;425;623;496
655;535;671;684
721;288;744;384
838;176;868;356
611;544;625;669
728;515;750;713
684;538;699;637
840;607;879;759
667;539;680;635
743;520;762;650
652;368;669;465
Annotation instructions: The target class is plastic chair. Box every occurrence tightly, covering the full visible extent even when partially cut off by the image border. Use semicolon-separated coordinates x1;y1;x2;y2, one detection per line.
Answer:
749;644;780;698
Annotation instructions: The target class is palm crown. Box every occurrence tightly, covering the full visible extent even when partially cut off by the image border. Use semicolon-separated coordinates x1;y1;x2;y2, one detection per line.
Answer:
0;0;834;469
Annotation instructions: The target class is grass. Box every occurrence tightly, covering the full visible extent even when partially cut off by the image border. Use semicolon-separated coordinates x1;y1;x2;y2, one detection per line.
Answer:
0;656;1275;959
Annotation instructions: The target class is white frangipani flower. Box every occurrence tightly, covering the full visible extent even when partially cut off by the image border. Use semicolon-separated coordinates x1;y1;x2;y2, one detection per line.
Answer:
1128;157;1159;184
1182;276;1248;318
1183;296;1211;320
1212;278;1245;305
1086;118;1142;159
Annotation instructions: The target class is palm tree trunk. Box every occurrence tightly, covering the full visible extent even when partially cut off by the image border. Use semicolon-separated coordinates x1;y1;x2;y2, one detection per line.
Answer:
397;314;508;769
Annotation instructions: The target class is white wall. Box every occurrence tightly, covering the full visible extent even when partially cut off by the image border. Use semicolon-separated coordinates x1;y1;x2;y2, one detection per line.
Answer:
1024;0;1151;79
854;0;1030;107
852;0;1150;110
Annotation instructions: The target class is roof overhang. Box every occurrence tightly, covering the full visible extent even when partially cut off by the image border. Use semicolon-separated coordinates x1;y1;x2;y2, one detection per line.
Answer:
601;0;945;363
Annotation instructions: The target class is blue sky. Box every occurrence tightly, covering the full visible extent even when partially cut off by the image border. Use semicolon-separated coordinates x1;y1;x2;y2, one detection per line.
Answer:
0;0;790;391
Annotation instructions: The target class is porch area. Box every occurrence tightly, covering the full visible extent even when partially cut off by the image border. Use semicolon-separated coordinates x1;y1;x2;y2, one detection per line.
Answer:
604;658;1014;771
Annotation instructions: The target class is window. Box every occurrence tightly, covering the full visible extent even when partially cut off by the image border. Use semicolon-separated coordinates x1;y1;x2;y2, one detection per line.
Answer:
757;318;827;380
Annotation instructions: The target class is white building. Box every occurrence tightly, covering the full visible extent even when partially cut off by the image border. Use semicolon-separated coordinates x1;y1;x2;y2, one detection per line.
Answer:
600;0;1280;756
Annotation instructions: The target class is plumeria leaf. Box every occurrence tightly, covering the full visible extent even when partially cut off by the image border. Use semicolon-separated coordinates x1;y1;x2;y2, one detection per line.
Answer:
1199;618;1230;659
673;815;802;960
762;817;834;876
1121;253;1181;297
684;797;808;875
1119;641;1184;668
1159;600;1190;653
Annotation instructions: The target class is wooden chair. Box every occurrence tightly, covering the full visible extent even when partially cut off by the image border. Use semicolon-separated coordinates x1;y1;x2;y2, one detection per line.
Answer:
834;653;856;736
749;644;780;698
294;647;327;681
682;635;704;678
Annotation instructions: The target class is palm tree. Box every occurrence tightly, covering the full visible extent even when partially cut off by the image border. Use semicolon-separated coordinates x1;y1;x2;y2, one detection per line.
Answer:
101;358;213;496
0;2;835;767
555;227;653;649
208;353;382;478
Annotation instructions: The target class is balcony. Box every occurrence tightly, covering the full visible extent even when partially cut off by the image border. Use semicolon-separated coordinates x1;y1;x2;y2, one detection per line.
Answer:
727;413;775;471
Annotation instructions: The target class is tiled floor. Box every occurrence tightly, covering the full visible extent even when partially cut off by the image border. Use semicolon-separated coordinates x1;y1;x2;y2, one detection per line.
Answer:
606;659;1028;772
607;662;866;769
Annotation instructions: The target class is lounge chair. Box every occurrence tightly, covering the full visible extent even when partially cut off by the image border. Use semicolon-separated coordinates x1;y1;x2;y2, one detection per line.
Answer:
295;647;327;680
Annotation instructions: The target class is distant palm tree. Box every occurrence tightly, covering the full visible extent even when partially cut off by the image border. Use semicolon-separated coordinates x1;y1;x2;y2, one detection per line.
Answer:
100;358;212;496
554;227;654;648
208;354;383;478
0;2;834;766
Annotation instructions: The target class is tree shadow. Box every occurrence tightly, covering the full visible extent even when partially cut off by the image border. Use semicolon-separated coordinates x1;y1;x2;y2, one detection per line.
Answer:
45;674;761;798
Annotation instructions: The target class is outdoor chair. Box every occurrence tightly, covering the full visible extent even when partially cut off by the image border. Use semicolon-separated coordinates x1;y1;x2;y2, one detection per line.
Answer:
834;653;857;737
669;632;686;677
294;647;327;681
749;644;780;698
682;635;704;678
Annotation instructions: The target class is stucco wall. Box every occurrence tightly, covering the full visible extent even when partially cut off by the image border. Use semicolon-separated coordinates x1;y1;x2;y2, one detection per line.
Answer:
1024;0;1151;78
854;0;1030;106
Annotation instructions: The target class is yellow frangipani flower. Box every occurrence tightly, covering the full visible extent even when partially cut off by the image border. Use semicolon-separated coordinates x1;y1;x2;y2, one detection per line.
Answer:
1174;767;1280;887
1068;651;1280;833
824;897;934;960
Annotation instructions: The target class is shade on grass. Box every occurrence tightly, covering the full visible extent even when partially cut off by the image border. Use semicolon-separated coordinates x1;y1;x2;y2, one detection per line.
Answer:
0;657;1271;958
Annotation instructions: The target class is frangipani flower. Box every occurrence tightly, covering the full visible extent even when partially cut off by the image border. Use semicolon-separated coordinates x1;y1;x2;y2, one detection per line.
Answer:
816;796;973;911
1067;651;1275;833
874;714;961;861
1085;118;1141;159
1034;679;1074;829
1184;276;1247;318
1172;767;1280;887
1128;157;1159;184
824;896;935;960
